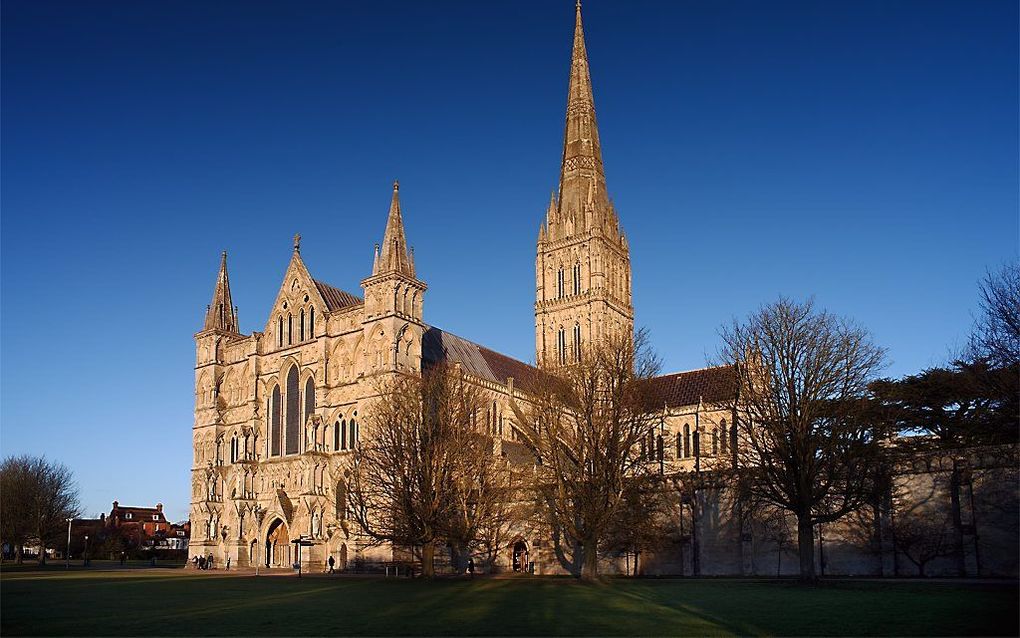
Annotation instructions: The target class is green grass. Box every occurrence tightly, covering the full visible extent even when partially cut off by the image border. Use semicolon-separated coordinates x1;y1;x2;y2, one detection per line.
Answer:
1;567;1016;636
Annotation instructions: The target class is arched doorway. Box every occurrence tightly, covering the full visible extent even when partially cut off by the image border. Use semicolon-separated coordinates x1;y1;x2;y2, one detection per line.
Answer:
512;540;529;572
265;518;291;568
333;542;348;572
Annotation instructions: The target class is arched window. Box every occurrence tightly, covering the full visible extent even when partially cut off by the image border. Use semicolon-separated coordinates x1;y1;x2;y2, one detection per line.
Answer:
693;429;701;458
300;310;305;341
309;307;315;338
573;324;582;362
573;262;581;295
557;267;565;298
333;421;340;451
340;419;348;450
720;419;728;454
335;480;347;520
285;367;299;455
712;429;718;455
230;435;237;463
277;317;283;347
270;385;282;456
557;328;566;365
676;431;683;459
683;424;690;458
348;418;357;449
304;377;315;428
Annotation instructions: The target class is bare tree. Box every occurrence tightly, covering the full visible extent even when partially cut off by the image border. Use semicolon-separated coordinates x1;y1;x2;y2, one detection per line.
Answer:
0;455;81;564
888;479;955;577
603;474;676;576
719;297;887;582
969;263;1020;369
346;364;505;578
517;329;661;581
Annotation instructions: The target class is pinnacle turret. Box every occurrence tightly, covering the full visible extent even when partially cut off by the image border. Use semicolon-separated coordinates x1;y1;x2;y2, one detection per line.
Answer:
373;180;415;277
203;251;239;333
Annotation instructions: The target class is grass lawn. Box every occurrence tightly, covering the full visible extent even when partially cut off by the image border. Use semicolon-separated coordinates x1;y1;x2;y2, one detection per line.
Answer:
1;567;1016;636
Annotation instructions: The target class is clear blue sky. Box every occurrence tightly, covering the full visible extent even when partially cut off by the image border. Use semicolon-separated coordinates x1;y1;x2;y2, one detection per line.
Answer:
2;1;1016;522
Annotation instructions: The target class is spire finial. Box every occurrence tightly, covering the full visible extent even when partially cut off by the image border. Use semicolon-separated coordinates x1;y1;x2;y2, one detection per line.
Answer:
393;179;399;192
293;233;301;252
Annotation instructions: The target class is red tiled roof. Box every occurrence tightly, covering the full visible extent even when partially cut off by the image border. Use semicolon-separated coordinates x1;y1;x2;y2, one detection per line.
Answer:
646;365;737;409
421;327;550;395
112;506;167;522
313;279;362;312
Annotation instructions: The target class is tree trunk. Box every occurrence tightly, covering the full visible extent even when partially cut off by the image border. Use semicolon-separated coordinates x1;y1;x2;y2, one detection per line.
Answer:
949;462;966;576
796;515;816;582
580;540;599;582
420;543;435;579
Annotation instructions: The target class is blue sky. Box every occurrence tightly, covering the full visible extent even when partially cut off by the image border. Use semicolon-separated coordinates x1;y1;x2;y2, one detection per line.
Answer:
2;1;1016;522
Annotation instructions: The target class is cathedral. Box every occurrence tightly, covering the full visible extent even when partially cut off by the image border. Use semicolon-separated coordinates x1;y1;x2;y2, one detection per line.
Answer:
190;2;735;573
191;4;1018;578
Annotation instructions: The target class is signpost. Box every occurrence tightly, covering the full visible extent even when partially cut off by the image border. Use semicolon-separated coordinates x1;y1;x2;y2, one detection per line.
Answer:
291;536;314;578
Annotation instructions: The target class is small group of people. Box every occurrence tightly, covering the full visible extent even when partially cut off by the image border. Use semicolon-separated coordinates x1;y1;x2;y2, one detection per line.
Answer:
192;554;218;570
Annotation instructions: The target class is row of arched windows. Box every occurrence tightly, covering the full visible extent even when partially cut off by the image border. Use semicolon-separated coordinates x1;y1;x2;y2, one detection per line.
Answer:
676;420;734;459
555;263;584;299
556;324;583;365
276;306;316;348
332;416;359;451
268;369;316;457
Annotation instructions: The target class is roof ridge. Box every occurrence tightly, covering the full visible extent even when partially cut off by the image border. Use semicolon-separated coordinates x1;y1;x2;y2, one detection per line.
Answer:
657;364;731;377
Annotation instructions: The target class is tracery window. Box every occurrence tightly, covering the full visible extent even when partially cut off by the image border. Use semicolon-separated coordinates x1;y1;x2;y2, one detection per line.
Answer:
300;310;306;341
573;262;581;295
334;420;341;451
573;323;582;362
309;307;315;338
287;314;293;345
557;327;566;365
348;417;358;449
304;378;315;430
285;367;299;455
270;385;282;457
557;267;565;298
278;317;283;347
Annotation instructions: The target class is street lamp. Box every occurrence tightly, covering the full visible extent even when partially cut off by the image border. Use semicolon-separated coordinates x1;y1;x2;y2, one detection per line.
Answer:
84;535;89;567
65;518;73;569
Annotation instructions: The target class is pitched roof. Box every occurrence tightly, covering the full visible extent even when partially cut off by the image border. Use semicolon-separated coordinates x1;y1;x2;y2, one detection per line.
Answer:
112;506;167;522
647;365;738;409
313;279;362;312
421;327;548;395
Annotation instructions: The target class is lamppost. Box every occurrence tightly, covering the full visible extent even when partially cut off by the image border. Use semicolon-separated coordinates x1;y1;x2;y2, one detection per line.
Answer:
65;518;73;569
84;535;89;567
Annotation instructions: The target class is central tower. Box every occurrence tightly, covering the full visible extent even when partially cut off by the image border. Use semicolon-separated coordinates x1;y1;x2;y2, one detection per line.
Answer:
535;1;634;368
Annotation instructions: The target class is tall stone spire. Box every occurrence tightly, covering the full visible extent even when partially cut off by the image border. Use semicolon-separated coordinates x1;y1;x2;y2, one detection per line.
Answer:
203;251;239;333
535;2;633;368
557;0;609;228
373;180;415;276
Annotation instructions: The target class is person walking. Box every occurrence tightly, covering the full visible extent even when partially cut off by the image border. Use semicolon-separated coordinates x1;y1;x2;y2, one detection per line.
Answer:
467;558;474;579
225;556;231;571
327;555;335;575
